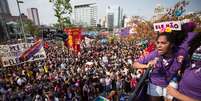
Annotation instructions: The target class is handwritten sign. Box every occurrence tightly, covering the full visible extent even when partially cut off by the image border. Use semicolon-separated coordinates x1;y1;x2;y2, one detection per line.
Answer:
0;43;46;67
153;21;181;32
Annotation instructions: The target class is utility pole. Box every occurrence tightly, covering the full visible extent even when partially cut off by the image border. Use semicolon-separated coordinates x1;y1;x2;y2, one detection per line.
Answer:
16;0;26;42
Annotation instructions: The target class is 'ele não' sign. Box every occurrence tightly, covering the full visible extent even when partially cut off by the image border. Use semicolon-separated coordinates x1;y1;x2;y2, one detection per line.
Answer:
153;21;181;32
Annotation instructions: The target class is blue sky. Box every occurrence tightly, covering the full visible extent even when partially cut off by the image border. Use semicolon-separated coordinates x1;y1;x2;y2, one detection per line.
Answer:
7;0;201;25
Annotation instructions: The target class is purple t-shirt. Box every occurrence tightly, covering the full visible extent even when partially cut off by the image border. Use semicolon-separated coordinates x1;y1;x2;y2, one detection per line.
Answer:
137;49;185;87
178;67;201;100
178;46;201;100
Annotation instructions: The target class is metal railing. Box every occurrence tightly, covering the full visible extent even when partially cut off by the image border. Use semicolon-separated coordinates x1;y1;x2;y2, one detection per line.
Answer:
128;66;152;101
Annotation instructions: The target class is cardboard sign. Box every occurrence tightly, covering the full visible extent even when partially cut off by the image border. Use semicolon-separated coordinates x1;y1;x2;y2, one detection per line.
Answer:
153;21;181;32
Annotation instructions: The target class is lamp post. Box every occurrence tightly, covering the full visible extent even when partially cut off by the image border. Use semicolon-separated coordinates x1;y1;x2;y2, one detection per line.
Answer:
16;0;26;42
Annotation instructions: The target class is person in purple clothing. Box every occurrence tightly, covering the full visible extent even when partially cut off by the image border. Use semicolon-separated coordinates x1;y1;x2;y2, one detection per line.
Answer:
133;32;186;101
167;33;201;101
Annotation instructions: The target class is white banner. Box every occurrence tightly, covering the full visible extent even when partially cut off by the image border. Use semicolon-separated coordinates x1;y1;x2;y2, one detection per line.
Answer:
0;43;46;67
0;43;31;57
153;21;181;32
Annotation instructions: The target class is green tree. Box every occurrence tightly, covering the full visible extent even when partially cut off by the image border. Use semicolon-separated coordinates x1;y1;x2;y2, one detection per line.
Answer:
128;16;154;39
23;20;39;36
49;0;72;30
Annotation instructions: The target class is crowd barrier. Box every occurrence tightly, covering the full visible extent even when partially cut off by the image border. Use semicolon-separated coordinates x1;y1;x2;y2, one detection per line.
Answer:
128;67;152;101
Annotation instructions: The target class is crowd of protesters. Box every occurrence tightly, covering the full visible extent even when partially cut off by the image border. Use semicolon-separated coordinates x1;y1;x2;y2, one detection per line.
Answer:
0;36;153;101
0;32;201;101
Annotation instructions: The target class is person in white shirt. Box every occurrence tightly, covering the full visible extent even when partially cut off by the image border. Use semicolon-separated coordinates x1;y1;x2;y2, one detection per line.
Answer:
105;76;112;93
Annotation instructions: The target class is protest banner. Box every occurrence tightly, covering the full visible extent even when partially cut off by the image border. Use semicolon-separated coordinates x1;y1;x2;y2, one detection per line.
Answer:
153;21;181;32
0;41;46;67
64;27;82;52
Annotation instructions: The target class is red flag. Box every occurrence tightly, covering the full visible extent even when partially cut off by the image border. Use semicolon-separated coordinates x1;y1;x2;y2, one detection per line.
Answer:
64;27;82;53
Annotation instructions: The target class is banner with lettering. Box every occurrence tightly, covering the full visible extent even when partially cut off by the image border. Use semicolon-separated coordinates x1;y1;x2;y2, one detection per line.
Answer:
0;40;46;67
153;21;181;32
64;27;82;53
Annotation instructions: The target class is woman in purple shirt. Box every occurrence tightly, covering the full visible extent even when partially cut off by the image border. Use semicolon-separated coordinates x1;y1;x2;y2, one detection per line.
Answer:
133;32;186;101
167;33;201;101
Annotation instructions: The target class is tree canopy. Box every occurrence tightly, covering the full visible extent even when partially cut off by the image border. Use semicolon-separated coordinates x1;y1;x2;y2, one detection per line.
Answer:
49;0;72;30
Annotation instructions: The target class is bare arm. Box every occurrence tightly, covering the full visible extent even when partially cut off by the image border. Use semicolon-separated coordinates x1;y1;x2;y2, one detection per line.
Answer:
133;59;157;69
167;85;200;101
133;61;149;69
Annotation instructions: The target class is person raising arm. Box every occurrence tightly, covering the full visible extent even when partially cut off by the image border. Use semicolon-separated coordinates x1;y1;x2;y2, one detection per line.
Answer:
167;33;201;101
133;32;186;101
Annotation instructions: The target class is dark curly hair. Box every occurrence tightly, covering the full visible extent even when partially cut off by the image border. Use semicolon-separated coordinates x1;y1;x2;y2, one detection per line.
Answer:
156;22;197;47
156;32;176;46
156;31;190;48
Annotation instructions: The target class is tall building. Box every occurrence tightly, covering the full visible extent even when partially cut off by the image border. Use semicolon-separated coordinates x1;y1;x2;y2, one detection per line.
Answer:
100;16;106;28
72;3;97;27
0;0;30;42
0;0;11;42
106;5;123;28
107;13;114;29
0;0;11;16
151;4;166;22
27;8;40;25
118;6;124;28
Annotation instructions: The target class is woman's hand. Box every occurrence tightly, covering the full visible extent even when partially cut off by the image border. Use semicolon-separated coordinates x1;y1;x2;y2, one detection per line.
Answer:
147;58;158;68
167;85;178;97
177;55;184;63
166;85;199;101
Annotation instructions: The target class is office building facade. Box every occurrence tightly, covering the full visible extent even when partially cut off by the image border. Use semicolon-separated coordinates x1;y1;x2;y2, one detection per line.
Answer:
106;5;123;28
27;8;40;25
0;0;11;15
73;3;97;27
